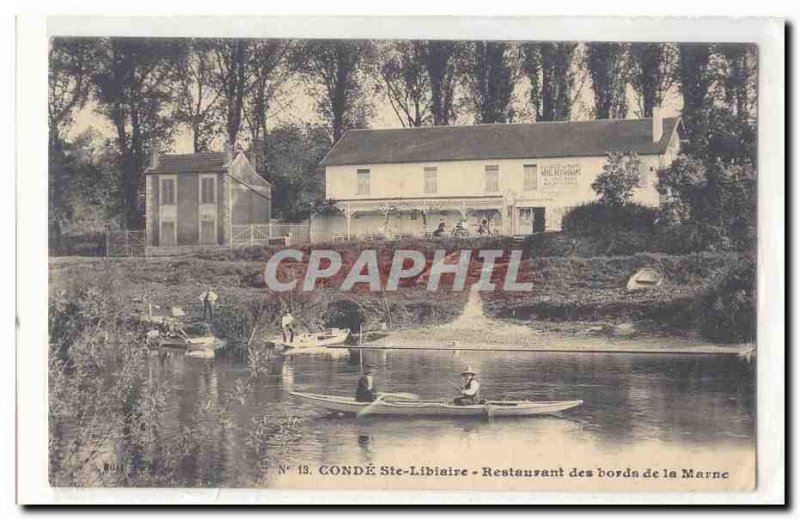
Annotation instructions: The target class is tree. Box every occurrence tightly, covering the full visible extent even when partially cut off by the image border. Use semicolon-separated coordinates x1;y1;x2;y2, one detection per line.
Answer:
49;38;99;243
678;43;714;139
425;41;461;126
244;40;293;144
657;153;756;250
49;38;97;149
294;40;374;143
521;43;577;121
628;43;677;117
715;43;757;119
681;106;757;167
586;43;629;119
461;41;518;124
377;41;431;127
92;38;184;228
209;39;252;146
175;39;223;152
591;152;642;206
48;131;105;248
258;124;331;221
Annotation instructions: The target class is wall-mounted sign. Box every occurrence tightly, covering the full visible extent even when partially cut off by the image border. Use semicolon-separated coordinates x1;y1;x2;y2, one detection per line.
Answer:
541;163;581;189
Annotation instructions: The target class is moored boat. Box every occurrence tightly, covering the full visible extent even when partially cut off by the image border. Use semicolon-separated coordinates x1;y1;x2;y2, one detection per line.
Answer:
289;391;583;417
270;328;350;350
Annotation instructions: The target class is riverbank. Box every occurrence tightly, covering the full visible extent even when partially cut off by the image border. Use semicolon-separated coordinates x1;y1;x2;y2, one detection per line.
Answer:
49;243;754;352
357;290;753;355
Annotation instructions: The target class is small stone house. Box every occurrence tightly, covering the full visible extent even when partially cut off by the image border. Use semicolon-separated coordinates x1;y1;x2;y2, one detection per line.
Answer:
144;145;271;253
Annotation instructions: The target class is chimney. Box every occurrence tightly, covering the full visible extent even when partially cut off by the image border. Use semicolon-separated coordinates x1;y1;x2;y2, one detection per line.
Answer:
249;138;263;173
149;150;159;170
652;106;663;143
224;142;234;164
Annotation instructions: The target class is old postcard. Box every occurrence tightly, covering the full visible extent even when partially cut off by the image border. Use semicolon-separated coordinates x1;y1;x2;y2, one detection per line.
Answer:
16;15;785;505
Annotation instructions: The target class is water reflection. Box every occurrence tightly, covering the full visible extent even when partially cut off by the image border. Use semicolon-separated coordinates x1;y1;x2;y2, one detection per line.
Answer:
145;347;754;487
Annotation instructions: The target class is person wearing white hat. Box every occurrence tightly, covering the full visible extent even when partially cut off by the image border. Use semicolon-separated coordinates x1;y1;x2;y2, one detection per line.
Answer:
454;366;480;406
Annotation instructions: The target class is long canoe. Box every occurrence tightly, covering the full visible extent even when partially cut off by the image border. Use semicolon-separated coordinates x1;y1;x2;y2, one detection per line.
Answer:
289;391;583;417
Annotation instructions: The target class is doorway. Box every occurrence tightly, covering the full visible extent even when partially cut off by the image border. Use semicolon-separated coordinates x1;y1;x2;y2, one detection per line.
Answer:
532;207;546;233
518;207;546;234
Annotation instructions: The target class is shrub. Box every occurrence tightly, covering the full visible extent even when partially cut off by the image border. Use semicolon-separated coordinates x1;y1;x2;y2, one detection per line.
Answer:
696;255;756;343
591;152;642;206
562;202;658;237
657;154;757;252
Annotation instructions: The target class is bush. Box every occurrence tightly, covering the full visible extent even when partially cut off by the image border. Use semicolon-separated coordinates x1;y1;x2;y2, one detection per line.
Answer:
562;202;658;237
696;255;756;343
49;232;106;257
591;152;643;206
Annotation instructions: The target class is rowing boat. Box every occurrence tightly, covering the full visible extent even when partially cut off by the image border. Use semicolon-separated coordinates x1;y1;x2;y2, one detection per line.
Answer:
289;391;583;417
270;328;350;349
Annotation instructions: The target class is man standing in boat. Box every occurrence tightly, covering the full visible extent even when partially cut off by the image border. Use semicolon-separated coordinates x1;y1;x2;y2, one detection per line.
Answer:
454;367;480;406
355;364;378;402
199;287;218;322
281;309;295;344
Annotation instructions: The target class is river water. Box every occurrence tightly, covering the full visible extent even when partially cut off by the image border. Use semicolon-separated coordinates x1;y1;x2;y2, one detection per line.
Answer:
145;346;755;490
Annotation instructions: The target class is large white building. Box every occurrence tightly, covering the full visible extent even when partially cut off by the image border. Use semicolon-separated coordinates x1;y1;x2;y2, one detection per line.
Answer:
316;113;682;240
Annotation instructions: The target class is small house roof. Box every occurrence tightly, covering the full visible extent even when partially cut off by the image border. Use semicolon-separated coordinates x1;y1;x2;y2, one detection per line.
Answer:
319;117;681;167
145;152;229;175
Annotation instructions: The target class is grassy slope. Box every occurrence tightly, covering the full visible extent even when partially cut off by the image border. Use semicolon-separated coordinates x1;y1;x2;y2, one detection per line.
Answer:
50;233;747;343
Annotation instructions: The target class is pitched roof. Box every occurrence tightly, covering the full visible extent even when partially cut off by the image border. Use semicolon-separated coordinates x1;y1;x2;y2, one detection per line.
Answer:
145;152;229;174
320;117;681;167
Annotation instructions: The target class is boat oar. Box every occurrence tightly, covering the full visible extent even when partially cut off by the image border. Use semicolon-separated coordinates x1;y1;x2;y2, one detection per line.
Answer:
356;392;420;418
356;394;386;418
446;379;463;391
380;392;419;401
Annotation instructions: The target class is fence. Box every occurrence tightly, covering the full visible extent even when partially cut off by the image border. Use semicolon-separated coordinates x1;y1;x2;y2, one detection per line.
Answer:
230;222;313;247
104;222;313;256
105;229;146;257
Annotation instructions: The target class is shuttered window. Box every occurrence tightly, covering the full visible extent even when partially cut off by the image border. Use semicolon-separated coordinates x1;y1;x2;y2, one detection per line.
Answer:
357;169;370;196
524;164;538;191
424;167;438;194
160;178;175;205
485;165;499;192
200;176;216;204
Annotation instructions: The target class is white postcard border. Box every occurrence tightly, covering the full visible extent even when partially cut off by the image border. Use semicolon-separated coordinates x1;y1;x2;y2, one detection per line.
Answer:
16;14;785;505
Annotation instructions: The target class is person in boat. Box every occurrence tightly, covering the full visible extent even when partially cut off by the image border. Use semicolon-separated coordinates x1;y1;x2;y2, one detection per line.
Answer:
454;366;480;406
355;364;378;402
281;309;295;343
199;287;218;322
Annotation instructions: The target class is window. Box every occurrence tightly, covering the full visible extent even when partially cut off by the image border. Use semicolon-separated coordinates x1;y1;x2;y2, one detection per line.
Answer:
424;167;438;194
357;168;370;196
160;220;176;246
485;165;499;192
160;178;175;205
200;176;216;204
524;164;538;191
199;215;217;245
